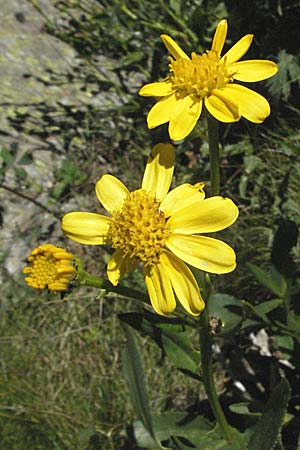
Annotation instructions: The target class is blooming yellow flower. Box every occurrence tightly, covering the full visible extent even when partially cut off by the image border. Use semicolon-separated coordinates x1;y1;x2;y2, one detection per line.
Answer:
61;144;238;316
23;244;77;292
139;19;278;141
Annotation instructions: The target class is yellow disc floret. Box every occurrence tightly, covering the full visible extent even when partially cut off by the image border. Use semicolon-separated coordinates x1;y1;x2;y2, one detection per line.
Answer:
169;51;234;98
23;244;77;292
108;189;170;266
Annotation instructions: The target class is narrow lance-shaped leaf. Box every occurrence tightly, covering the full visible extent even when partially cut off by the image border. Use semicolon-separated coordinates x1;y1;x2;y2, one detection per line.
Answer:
242;299;282;324
247;263;287;297
160;324;200;378
121;324;160;447
119;312;200;379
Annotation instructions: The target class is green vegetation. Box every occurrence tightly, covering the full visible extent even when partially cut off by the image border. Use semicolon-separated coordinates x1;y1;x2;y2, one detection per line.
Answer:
1;0;300;448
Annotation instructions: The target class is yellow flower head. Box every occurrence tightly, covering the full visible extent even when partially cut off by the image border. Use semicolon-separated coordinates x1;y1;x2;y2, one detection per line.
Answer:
61;144;239;316
139;19;278;141
23;244;77;292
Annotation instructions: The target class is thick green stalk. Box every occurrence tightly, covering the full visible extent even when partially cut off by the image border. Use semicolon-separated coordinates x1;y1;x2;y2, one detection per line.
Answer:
199;113;233;441
78;271;104;289
78;269;149;302
207;114;220;196
199;307;233;442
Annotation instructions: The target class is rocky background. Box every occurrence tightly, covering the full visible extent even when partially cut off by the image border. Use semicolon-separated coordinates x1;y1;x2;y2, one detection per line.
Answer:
0;0;123;279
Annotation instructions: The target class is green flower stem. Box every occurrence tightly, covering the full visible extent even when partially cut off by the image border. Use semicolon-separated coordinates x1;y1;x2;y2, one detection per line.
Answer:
199;307;233;442
207;113;220;196
199;115;233;441
78;271;105;289
77;269;149;302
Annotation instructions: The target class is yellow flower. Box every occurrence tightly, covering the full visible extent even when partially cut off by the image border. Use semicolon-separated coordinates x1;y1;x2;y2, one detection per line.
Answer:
23;244;77;292
61;144;238;316
139;19;278;141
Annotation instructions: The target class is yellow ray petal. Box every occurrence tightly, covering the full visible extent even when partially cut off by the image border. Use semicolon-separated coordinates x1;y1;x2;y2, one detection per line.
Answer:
205;91;240;123
161;251;204;315
166;234;236;274
95;174;129;214
61;212;111;245
144;263;176;315
107;249;137;286
57;266;77;275
139;79;175;97
222;34;253;65
211;19;228;57
222;84;270;123
50;282;70;291
169;94;202;141
147;93;177;129
167;196;238;234
107;249;125;286
142;143;174;202
160;182;205;217
160;34;189;60
232;60;278;82
53;251;73;260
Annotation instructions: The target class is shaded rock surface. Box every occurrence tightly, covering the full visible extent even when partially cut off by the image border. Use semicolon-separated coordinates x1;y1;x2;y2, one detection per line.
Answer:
0;0;115;278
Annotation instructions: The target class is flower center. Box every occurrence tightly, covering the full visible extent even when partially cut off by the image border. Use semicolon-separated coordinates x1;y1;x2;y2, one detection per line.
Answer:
108;189;169;266
169;50;234;98
31;254;57;286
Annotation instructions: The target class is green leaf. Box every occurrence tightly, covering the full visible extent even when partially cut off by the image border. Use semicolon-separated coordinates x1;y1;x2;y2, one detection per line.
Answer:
273;335;294;360
51;181;67;200
245;378;291;450
51;157;87;199
0;147;14;177
208;293;243;335
121;325;158;446
119;311;179;343
229;403;261;417
114;51;144;68
254;299;283;316
273;320;300;342
14;166;27;181
119;311;187;340
134;412;247;449
239;174;248;199
243;299;283;324
241;317;263;331
287;312;300;336
247;263;287;297
133;412;211;449
18;151;33;165
119;312;200;379
244;155;263;173
169;0;182;16
159;323;200;376
267;50;300;101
